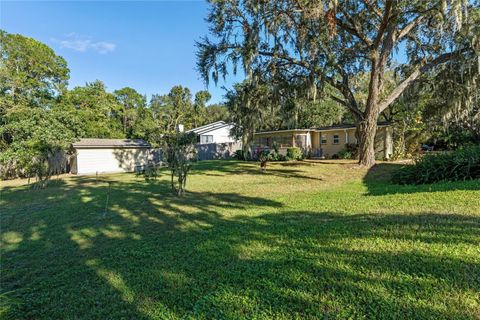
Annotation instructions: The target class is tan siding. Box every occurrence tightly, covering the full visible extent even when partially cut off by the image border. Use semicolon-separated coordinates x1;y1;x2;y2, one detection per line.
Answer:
318;130;346;157
311;132;320;149
254;126;391;159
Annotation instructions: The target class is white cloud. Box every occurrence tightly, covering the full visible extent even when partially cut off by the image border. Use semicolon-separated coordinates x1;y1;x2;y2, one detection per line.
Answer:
52;33;116;54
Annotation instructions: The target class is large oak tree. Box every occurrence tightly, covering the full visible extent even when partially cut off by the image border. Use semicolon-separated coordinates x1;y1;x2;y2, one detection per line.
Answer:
197;0;479;166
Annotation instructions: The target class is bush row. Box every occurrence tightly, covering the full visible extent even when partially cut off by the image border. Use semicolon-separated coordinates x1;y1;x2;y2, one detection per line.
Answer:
392;145;480;184
234;147;303;161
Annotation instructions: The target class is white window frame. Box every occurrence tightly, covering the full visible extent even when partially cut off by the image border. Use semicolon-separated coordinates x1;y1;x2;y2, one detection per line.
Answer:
320;134;327;144
333;134;340;145
200;135;214;144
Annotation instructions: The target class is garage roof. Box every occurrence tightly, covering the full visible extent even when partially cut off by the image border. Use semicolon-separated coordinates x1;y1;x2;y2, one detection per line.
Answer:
72;138;151;148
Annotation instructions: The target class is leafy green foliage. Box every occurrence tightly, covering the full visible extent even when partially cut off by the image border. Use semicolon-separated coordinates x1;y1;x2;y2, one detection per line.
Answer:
203;104;229;124
0;30;69;107
0;31;80;180
0;106;83;179
149;86;221;135
338;143;359;160
286;147;302;161
234;149;246;160
225;81;277;154
62;81;124;138
338;150;353;160
141;160;161;182
268;150;285;162
113;87;147;136
392;145;480;185
161;131;197;196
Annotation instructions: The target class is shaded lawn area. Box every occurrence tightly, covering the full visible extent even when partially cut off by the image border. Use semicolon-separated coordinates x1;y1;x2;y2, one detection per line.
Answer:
1;160;479;319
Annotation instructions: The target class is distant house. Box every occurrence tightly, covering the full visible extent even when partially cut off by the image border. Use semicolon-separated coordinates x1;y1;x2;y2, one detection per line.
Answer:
253;123;393;159
71;139;151;175
187;121;237;144
186;121;241;160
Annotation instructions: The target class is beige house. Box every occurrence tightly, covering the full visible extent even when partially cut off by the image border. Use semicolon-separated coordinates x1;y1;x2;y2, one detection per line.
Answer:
253;123;393;159
71;139;151;175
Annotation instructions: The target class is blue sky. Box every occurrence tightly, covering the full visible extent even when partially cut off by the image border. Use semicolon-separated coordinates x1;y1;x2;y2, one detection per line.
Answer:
1;0;242;103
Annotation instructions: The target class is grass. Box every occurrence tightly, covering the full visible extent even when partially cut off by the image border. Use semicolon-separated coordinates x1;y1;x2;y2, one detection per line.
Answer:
1;160;479;319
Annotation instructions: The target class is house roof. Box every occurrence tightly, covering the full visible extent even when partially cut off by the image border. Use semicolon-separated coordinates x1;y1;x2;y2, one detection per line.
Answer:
315;121;391;131
186;121;233;135
255;122;391;135
72;138;151;148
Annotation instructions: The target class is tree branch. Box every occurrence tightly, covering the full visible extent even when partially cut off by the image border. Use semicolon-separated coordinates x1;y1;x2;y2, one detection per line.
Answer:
360;0;383;18
326;74;363;118
258;50;312;70
378;49;470;112
397;15;424;42
336;18;372;46
330;94;348;107
373;0;394;48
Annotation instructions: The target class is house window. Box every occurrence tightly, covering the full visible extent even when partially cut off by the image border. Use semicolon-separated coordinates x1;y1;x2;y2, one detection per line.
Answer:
200;135;214;144
295;134;307;148
321;134;327;144
271;135;293;148
333;134;340;144
260;137;269;147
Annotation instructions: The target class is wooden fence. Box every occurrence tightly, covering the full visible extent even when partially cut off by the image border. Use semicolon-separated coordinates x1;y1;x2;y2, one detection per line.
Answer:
196;142;242;161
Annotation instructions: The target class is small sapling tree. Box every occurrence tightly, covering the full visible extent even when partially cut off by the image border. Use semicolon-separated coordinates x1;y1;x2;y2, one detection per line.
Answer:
163;131;197;196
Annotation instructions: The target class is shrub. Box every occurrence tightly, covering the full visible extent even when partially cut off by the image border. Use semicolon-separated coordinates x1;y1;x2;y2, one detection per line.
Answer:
142;161;161;182
234;149;245;160
161;132;197;196
286;147;302;161
338;149;353;159
269;151;285;161
391;145;480;185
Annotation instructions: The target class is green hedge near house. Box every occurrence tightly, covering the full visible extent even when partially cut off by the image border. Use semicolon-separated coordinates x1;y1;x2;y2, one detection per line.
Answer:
392;145;480;185
286;147;302;161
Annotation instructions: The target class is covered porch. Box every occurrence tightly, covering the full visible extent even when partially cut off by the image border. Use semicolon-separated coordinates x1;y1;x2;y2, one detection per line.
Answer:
253;130;313;154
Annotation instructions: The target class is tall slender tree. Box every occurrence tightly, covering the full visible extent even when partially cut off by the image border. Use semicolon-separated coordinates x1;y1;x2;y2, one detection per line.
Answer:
113;87;146;135
193;90;212;127
197;0;479;166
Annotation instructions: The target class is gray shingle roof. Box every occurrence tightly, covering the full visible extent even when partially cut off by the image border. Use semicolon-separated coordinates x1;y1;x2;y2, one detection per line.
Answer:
315;121;391;131
72;138;151;148
186;121;233;135
255;122;391;135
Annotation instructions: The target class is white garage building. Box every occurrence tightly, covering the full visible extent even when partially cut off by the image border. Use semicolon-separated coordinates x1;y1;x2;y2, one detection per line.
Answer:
71;139;151;175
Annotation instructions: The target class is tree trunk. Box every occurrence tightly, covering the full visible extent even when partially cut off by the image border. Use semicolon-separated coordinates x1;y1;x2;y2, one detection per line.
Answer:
358;58;381;167
357;113;378;167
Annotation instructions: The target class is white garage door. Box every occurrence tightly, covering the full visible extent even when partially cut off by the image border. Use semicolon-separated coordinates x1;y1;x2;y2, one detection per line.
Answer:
76;148;148;174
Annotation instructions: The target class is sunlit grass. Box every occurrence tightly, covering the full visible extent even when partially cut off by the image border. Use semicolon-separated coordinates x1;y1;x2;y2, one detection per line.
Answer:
1;160;479;319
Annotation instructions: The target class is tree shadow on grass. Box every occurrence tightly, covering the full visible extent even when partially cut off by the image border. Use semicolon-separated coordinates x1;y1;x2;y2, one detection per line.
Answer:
1;177;479;319
192;160;324;181
363;163;480;196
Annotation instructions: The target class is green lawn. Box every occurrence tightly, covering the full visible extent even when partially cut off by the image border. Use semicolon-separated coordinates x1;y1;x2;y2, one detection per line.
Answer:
1;160;479;319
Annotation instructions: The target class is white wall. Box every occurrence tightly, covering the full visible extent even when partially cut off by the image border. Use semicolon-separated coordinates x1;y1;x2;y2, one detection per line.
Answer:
199;125;237;144
74;148;149;175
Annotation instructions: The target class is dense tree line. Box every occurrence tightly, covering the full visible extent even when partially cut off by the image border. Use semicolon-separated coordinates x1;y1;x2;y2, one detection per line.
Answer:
0;30;229;179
